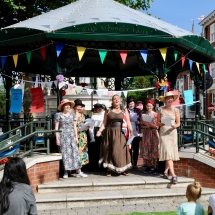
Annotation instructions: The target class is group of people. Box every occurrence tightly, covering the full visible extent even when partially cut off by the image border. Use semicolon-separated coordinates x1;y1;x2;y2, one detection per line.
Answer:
54;91;180;184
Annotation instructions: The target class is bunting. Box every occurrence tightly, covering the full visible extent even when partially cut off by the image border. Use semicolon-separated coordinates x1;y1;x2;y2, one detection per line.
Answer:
203;64;206;73
119;51;128;64
159;48;167;61
98;50;107;64
174;49;178;61
26;51;32;65
196;62;200;73
181;56;186;68
13;54;18;67
189;59;193;71
77;46;86;61
56;43;64;57
40;47;46;60
1;56;6;68
140;50;148;63
86;89;94;95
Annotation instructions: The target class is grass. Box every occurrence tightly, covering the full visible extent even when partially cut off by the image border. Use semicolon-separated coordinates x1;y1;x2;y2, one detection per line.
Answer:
115;212;208;215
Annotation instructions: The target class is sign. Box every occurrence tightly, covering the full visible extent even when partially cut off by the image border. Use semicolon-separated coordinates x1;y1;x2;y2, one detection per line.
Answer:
9;89;22;113
208;104;215;112
30;87;44;113
184;90;194;106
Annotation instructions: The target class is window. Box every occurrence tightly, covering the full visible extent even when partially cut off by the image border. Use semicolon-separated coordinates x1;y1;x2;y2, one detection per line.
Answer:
188;76;193;90
79;77;91;83
212;93;215;104
211;63;215;79
210;23;215;43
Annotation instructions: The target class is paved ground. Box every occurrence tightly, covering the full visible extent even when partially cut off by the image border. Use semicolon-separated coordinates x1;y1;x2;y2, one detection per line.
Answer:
38;200;209;215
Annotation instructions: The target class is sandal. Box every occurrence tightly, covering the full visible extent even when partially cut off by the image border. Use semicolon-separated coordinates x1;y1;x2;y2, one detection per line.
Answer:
106;170;111;177
163;172;169;179
172;176;178;184
122;171;129;176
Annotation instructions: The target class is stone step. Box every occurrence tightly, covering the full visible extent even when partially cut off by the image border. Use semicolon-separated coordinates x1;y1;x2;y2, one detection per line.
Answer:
37;172;195;193
35;186;215;211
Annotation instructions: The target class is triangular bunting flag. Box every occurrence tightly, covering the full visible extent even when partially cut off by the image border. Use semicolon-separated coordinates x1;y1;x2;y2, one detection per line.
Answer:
26;51;32;64
96;90;104;98
123;91;128;98
58;81;66;89
181;56;185;68
140;50;148;63
1;56;6;68
13;54;18;67
107;91;113;97
40;47;46;60
196;62;200;73
75;86;83;94
189;59;193;71
56;43;64;57
86;89;94;95
77;46;86;61
208;64;211;74
174;49;178;61
114;91;122;96
159;48;167;61
68;84;74;92
41;82;46;90
203;64;206;73
98;50;107;64
119;50;128;64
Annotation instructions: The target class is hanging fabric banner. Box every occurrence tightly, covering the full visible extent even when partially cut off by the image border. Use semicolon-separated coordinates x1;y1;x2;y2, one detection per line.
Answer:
40;47;46;60
184;90;194;106
56;43;64;57
98;50;107;64
123;91;128;98
174;49;178;61
119;50;128;64
9;89;22;114
181;56;185;68
77;46;86;61
159;48;167;61
189;59;193;71
26;51;32;65
1;56;6;68
75;86;83;94
196;62;200;73
86;88;94;95
30;87;44;113
140;50;148;63
183;75;186;83
13;54;18;67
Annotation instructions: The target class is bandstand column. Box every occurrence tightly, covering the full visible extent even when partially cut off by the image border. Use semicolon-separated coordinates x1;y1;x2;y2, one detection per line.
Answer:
115;75;121;91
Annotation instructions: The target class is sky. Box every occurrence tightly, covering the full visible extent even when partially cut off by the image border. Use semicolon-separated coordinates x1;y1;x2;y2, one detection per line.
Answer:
147;0;214;35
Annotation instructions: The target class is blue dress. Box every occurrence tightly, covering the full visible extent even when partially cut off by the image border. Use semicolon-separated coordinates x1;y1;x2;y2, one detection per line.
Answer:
55;112;82;170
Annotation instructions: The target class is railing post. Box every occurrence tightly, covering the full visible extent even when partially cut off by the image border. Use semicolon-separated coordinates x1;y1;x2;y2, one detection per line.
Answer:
195;115;199;153
46;115;51;155
202;115;206;148
29;115;34;157
7;113;11;132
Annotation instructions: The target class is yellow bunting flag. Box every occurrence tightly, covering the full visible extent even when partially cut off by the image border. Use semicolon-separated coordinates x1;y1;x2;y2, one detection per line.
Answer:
196;62;200;73
13;54;18;67
159;48;167;61
77;46;86;61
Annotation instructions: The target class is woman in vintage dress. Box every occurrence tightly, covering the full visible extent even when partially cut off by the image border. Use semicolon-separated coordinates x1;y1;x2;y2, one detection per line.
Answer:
55;99;87;179
74;99;89;166
140;100;159;174
97;94;133;176
157;92;180;184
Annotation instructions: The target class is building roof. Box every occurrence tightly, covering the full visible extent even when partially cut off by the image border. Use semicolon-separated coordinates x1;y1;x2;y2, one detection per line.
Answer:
199;10;215;26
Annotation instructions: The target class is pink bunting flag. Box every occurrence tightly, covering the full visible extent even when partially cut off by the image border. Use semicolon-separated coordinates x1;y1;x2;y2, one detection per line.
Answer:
68;84;74;92
181;56;185;68
107;91;113;97
208;64;211;74
40;47;46;61
119;51;128;64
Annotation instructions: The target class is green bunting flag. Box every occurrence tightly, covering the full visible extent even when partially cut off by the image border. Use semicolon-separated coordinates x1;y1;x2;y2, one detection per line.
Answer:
26;51;32;65
174;49;178;61
98;50;107;64
203;64;206;73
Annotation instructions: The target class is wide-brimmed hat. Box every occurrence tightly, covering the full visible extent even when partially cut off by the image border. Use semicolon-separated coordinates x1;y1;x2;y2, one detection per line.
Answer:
127;96;135;104
161;92;178;102
74;99;85;107
58;99;75;111
93;103;103;108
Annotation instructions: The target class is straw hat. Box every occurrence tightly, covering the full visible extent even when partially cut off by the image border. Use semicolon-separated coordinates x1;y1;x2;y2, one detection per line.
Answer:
161;92;178;102
58;99;75;111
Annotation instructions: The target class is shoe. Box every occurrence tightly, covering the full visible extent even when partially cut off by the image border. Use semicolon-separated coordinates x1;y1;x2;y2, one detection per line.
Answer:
150;165;154;171
63;172;68;179
144;167;151;173
143;164;147;168
76;171;88;178
163;172;169;179
172;176;178;184
153;168;158;175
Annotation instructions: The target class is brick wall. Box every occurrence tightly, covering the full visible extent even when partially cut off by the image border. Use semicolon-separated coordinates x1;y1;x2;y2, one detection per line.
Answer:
27;160;59;192
174;158;215;188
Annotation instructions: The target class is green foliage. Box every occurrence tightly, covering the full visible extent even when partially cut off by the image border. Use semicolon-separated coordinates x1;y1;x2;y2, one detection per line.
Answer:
0;85;6;117
0;0;153;28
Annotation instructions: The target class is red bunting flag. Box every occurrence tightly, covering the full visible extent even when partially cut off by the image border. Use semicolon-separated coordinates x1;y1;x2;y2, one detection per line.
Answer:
181;56;186;68
40;47;46;61
208;64;211;74
119;50;128;64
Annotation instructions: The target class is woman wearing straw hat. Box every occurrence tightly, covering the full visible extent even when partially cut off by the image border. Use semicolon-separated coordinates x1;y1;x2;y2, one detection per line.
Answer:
55;99;87;179
157;92;180;184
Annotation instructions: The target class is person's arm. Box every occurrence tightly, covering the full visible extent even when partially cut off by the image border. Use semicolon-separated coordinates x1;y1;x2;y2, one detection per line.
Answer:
28;187;38;215
157;109;165;127
96;110;108;137
54;114;60;146
172;109;180;129
73;120;79;144
125;108;134;137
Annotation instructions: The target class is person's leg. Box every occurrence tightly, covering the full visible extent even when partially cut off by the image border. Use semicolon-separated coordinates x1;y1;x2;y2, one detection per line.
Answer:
132;137;140;167
166;160;176;176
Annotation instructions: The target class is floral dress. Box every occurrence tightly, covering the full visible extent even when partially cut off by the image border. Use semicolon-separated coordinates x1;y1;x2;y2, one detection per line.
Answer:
76;114;89;165
55;112;81;171
140;112;159;161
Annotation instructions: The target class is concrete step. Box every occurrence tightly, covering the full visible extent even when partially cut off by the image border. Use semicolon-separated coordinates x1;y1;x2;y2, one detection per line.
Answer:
35;186;215;211
37;172;195;193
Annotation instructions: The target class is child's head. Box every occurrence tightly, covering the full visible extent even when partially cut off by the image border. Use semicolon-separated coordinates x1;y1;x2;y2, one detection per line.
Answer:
186;182;202;201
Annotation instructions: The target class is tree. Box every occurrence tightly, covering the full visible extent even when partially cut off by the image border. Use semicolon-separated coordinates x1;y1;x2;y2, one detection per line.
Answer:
0;0;153;28
0;84;6;117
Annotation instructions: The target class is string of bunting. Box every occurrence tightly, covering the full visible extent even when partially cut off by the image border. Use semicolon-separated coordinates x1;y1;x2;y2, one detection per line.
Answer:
0;42;211;74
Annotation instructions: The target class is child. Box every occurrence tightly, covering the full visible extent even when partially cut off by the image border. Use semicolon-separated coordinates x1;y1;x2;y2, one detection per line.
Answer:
177;182;204;215
208;194;215;215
